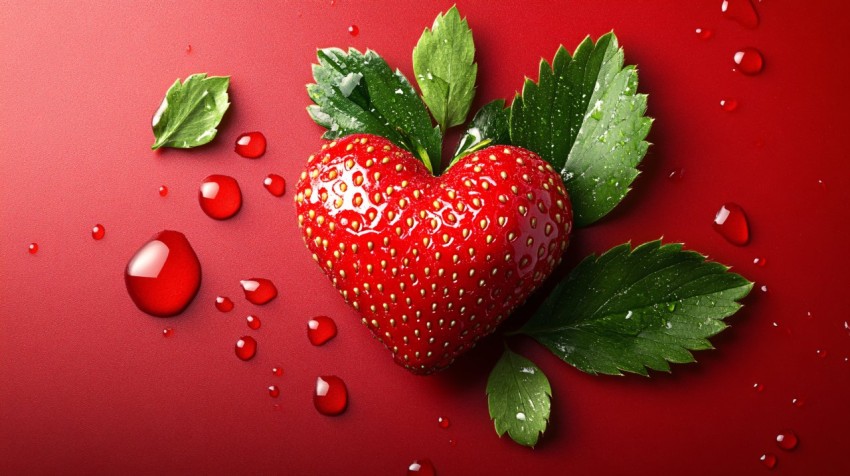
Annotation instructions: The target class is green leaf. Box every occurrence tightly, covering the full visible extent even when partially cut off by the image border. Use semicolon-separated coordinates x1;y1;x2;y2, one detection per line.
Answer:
307;48;442;173
151;74;230;149
413;5;477;132
486;347;552;447
509;33;652;226
450;99;510;166
520;240;753;376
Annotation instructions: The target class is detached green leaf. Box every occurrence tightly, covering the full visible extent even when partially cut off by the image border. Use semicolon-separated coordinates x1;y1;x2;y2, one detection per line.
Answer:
151;74;230;149
413;5;477;132
509;33;652;226
521;240;753;376
307;48;441;172
450;99;510;166
486;347;551;447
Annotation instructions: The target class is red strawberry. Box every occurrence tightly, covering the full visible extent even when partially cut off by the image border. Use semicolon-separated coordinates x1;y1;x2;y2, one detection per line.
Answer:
294;134;572;374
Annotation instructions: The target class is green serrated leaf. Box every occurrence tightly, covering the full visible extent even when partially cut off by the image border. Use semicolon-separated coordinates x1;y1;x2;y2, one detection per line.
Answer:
151;74;230;149
509;33;652;226
307;48;441;173
450;99;510;167
413;5;477;132
520;240;753;376
486;347;551;447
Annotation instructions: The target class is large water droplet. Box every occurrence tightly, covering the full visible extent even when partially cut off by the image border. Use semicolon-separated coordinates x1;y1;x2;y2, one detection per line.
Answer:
199;175;242;220
714;203;750;245
235;132;267;159
734;48;764;75
314;375;348;416
125;230;202;317
241;278;278;305
308;316;338;346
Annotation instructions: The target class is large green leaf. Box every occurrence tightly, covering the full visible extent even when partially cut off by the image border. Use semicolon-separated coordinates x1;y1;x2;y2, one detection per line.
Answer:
486;347;552;447
510;33;652;226
151;74;230;149
520;240;753;376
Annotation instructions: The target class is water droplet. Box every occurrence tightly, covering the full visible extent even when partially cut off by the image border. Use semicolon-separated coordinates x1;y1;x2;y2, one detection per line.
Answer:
199;175;242;220
667;168;685;181
695;27;713;40
714;203;750;245
761;285;768;293
263;174;286;197
720;98;738;112
247;315;261;330
28;242;38;254
125;230;202;317
308;316;337;346
215;296;234;313
753;382;764;392
186;44;192;54
407;459;436;476
516;412;527;421
240;278;278;305
791;397;805;408
448;438;457;447
348;24;359;36
734;48;764;75
805;311;813;320
91;224;105;240
272;366;283;377
438;416;451;429
235;336;257;361
721;0;759;29
776;430;798;451
818;179;826;190
268;385;280;398
760;452;777;469
753;257;767;267
235;132;267;158
816;349;828;359
314;375;348;416
162;327;173;337
158;185;169;197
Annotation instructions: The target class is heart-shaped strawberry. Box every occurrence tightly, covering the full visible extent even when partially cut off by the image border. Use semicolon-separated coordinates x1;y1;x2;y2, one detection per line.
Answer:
295;134;572;374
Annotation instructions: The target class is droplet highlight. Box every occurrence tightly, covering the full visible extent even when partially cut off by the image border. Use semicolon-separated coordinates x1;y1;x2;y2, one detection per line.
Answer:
714;203;750;245
235;132;267;159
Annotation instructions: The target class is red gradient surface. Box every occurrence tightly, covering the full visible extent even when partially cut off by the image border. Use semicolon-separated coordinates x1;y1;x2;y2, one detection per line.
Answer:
1;1;849;474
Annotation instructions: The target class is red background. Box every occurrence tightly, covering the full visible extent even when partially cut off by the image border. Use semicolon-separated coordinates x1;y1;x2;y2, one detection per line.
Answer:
2;1;849;474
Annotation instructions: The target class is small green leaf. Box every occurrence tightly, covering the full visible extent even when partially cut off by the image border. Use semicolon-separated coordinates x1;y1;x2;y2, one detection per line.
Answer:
450;99;510;166
413;5;477;132
520;240;753;376
509;33;652;226
151;74;230;149
486;347;551;447
307;48;441;172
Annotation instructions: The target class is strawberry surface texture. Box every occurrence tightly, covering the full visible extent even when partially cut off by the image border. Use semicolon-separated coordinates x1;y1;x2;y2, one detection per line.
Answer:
295;134;572;374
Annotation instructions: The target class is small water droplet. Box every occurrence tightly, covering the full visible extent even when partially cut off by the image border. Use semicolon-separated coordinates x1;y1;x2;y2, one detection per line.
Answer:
720;98;739;112
308;316;338;346
791;397;805;408
247;315;261;330
28;242;38;254
753;257;767;267
407;459;436;476
733;48;764;75
235;336;257;361
775;430;798;451
438;416;451;429
816;349;828;359
272;366;283;377
268;385;280;398
695;27;714;40
314;375;348;416
158;185;169;197
263;174;286;197
721;0;759;29
186;44;192;54
215;296;234;313
199;175;242;220
760;452;777;469
760;285;768;293
753;382;764;392
241;278;278;305
714;203;750;245
805;311;813;320
667;168;685;181
348;24;359;36
162;327;173;337
91;224;106;240
235;132;267;158
448;438;457;447
818;179;826;190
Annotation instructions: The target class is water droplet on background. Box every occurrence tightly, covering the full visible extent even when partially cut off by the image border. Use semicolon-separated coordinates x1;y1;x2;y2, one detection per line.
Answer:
791;397;805;408
720;98;738;112
199;175;242;220
721;0;759;29
186;44;192;54
91;224;105;240
734;48;764;75
247;315;261;330
695;27;713;40
28;242;38;254
235;132;267;159
307;316;338;346
158;185;169;197
162;327;173;338
348;24;359;36
268;385;280;398
816;349;828;359
272;366;283;377
215;296;234;313
241;278;278;305
407;459;436;476
125;230;202;317
753;382;764;392
314;375;348;416
438;416;451;429
776;430;798;451
235;336;257;361
263;174;286;197
753;257;766;267
667;168;685;181
714;203;750;245
760;452;777;469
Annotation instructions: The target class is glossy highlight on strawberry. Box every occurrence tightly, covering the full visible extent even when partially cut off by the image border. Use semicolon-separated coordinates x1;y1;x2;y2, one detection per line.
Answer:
294;134;572;374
